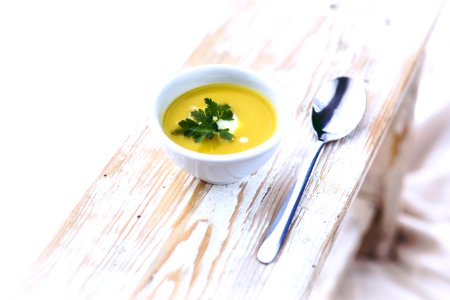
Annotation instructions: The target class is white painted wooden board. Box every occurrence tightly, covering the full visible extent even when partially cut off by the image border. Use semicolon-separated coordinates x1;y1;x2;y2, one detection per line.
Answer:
16;0;444;299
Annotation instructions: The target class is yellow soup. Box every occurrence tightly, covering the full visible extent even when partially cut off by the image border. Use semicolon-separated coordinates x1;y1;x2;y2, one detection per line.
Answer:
163;83;277;154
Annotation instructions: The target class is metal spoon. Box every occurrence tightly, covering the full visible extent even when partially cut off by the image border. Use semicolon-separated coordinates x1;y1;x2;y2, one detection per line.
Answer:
257;76;366;264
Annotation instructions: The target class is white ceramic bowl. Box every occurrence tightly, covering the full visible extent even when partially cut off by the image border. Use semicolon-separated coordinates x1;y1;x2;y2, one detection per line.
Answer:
153;64;288;184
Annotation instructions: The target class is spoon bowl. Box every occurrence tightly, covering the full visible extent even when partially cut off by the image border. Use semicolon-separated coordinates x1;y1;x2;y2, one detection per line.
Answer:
257;76;366;264
312;77;366;142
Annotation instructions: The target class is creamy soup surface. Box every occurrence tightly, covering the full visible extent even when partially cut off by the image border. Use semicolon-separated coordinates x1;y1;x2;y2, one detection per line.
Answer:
163;83;277;154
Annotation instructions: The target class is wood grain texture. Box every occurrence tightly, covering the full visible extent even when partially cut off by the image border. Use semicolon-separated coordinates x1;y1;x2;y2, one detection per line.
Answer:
18;0;444;299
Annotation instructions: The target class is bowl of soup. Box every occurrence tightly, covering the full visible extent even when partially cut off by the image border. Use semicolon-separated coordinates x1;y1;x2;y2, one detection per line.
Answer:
153;64;289;184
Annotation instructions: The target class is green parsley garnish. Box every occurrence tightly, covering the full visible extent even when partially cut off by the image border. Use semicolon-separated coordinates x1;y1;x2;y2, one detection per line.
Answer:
172;98;235;143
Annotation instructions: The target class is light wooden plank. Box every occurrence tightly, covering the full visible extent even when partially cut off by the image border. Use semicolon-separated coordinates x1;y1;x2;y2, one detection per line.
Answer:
17;0;444;299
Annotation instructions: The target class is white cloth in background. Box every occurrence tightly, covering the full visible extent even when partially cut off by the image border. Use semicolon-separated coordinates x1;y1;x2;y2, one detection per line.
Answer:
337;100;450;299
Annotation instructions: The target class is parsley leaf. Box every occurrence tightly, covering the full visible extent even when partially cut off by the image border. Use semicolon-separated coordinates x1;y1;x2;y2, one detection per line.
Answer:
172;98;235;142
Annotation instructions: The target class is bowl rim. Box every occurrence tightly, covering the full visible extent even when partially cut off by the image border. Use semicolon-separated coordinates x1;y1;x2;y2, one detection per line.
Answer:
153;64;289;163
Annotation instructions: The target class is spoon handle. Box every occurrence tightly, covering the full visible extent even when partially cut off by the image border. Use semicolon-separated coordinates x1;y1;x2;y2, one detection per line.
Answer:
257;139;325;264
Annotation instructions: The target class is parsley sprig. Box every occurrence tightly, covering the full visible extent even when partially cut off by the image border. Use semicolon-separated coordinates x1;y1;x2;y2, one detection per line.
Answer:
172;98;235;143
